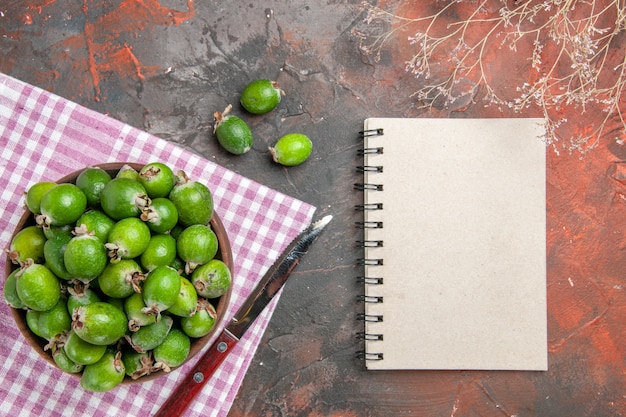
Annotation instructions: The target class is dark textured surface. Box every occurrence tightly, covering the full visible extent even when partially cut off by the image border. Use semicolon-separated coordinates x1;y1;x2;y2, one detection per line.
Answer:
3;1;626;416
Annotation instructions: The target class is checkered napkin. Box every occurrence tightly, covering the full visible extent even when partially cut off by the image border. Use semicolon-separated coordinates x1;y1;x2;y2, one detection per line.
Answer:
0;73;316;416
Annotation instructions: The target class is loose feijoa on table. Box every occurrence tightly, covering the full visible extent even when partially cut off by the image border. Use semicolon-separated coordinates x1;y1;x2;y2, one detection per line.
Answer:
269;133;313;166
240;79;283;114
213;104;253;155
75;166;112;207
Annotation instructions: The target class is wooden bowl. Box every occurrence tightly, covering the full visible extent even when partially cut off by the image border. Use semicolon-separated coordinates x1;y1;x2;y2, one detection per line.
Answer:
5;162;233;384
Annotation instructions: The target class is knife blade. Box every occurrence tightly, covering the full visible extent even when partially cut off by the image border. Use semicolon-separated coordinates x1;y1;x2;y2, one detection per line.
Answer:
153;214;332;417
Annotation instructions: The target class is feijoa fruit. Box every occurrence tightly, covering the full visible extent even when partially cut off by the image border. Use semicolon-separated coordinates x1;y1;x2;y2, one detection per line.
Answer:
138;162;175;198
80;351;125;392
269;133;312;166
15;262;61;311
191;259;232;299
100;177;149;220
169;170;214;226
240;79;283;114
213;104;253;155
72;301;128;346
37;183;87;228
8;225;46;265
75;167;111;207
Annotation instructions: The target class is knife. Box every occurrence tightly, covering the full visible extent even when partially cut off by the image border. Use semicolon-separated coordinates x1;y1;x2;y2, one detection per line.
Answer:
153;214;332;417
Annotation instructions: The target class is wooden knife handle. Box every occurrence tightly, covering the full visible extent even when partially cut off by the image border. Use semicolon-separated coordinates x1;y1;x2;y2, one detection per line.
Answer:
153;330;239;417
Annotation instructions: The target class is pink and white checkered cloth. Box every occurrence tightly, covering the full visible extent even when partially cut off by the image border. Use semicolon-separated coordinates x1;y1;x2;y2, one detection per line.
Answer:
0;73;316;416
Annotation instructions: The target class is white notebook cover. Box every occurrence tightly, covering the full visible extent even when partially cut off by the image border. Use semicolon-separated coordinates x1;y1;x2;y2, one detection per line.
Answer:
361;118;547;371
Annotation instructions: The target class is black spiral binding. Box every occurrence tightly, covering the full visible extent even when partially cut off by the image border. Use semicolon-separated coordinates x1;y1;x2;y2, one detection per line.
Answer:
355;127;385;362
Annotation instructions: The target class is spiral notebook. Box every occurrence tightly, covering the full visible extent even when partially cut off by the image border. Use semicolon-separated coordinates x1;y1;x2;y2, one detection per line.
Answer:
356;118;547;371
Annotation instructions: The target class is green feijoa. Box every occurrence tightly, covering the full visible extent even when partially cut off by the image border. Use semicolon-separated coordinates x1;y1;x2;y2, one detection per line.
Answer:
168;277;198;317
138;162;175;198
81;351;125;392
75;210;115;243
269;133;312;166
121;350;154;380
106;217;151;262
240;79;283;114
169;225;184;240
8;225;46;265
75;166;112;207
15;262;60;311
26;309;43;338
63;233;108;283
43;233;72;280
181;299;217;338
4;269;25;309
116;164;140;180
105;296;125;312
141;266;181;318
37;183;87;228
67;281;101;315
213;104;253;155
168;171;214;227
169;257;186;276
177;224;218;273
42;224;73;241
100;177;149;220
153;328;191;371
139;234;177;272
125;292;156;331
71;301;127;346
126;315;173;353
140;198;179;234
191;259;232;299
37;298;72;340
64;329;107;365
52;345;84;374
98;259;145;299
25;181;56;215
